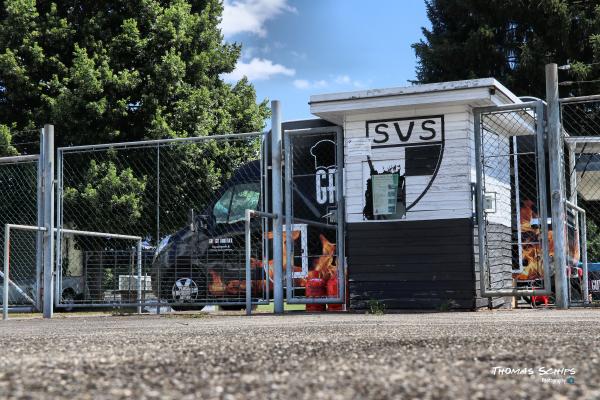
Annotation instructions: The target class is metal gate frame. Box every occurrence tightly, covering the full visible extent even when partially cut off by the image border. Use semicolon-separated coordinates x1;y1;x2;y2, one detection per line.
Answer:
563;131;600;307
54;131;270;309
473;100;553;297
283;126;345;305
0;134;44;313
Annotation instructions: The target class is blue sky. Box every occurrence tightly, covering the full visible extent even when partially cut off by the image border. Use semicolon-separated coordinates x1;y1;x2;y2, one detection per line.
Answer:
220;0;430;122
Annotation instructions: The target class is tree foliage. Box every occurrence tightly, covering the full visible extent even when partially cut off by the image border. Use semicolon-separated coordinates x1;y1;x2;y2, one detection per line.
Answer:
414;1;600;260
413;0;600;97
0;0;269;241
63;160;147;232
0;0;269;146
586;216;600;261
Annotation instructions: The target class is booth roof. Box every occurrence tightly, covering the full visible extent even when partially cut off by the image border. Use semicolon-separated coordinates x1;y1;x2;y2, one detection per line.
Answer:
309;78;522;125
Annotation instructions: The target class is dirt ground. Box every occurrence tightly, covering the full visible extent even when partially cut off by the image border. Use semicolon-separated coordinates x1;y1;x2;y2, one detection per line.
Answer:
0;309;599;399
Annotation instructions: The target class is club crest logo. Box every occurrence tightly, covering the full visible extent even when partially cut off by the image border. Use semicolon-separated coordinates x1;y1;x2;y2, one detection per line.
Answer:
363;115;444;220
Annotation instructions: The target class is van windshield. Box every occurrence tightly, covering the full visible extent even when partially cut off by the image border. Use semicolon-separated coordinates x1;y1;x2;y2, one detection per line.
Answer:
213;182;261;224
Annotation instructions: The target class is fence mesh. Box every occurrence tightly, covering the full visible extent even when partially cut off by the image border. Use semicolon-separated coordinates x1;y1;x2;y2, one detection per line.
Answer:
0;158;40;307
58;134;268;307
477;106;548;301
562;97;600;305
285;130;342;307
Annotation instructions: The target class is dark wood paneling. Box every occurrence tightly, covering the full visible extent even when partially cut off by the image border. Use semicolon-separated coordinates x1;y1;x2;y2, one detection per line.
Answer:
347;218;475;310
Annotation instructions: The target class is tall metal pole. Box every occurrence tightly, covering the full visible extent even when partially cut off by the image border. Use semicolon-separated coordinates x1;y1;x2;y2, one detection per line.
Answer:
155;145;161;315
3;225;10;320
136;241;142;315
42;124;55;318
271;100;284;314
54;148;62;308
35;128;44;311
245;209;252;316
545;64;569;309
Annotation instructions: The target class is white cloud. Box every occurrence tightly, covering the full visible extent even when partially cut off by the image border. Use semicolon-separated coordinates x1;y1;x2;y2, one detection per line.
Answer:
334;74;364;88
334;75;351;85
293;75;366;90
222;58;295;82
221;0;296;38
293;79;328;90
290;50;307;60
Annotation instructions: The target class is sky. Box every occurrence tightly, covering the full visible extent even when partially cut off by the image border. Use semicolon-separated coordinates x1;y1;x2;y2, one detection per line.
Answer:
219;0;430;122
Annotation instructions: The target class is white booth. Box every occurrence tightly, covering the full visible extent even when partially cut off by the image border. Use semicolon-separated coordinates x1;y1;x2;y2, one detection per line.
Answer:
308;79;524;309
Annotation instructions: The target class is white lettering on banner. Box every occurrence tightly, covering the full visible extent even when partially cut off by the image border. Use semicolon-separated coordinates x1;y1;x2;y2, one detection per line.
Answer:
316;168;336;205
366;116;443;149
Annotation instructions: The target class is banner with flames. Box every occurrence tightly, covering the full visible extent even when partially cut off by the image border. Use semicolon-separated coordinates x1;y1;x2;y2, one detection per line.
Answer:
515;199;580;281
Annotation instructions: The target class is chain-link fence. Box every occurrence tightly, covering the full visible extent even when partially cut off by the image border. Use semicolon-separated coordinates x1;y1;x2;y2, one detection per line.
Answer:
56;133;269;308
475;103;551;304
0;143;42;309
562;96;600;305
283;127;344;310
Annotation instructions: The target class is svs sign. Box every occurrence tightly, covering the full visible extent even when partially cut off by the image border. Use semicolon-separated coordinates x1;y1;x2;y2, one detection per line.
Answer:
366;116;443;149
362;115;445;220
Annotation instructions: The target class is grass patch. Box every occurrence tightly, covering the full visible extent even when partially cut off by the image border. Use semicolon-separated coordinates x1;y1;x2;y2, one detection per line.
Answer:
367;299;385;315
255;302;307;312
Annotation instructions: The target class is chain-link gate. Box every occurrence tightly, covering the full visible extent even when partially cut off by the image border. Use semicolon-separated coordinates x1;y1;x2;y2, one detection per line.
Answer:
283;126;345;307
474;101;553;300
562;95;600;306
0;153;42;311
56;133;270;309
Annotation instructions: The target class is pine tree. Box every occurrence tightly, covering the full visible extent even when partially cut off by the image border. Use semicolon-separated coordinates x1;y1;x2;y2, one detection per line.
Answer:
412;0;600;98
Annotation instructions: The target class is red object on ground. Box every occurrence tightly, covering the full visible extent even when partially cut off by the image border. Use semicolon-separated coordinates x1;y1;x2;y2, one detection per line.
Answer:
306;276;326;312
326;277;343;311
531;295;549;305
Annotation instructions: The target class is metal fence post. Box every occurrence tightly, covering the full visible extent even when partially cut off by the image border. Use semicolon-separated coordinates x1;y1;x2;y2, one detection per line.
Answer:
284;130;293;303
42;124;55;318
3;224;10;320
581;211;589;304
54;148;63;308
136;241;142;314
245;209;252;316
271;100;284;314
35;128;44;311
545;64;569;309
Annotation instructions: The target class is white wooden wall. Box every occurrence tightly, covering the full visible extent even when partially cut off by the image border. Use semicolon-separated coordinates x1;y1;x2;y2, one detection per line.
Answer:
344;105;474;223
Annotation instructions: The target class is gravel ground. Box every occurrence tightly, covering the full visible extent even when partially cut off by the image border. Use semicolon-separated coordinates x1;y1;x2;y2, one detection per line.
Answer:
0;309;599;399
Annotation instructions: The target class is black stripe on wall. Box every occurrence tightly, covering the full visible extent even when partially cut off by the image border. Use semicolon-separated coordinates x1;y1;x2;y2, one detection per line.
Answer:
347;218;475;310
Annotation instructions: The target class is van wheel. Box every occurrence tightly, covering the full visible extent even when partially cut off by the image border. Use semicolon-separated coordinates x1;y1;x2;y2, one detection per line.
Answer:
168;271;208;310
172;277;200;302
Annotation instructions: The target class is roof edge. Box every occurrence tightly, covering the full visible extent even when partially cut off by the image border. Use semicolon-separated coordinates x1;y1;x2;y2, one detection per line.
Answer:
309;78;520;106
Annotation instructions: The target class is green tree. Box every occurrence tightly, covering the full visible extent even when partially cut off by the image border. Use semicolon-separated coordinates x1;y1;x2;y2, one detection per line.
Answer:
412;0;600;97
586;217;600;261
0;0;268;146
0;0;269;242
63;160;147;233
414;1;600;260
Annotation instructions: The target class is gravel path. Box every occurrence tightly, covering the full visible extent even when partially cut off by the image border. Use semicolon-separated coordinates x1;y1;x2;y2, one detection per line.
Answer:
0;309;599;399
